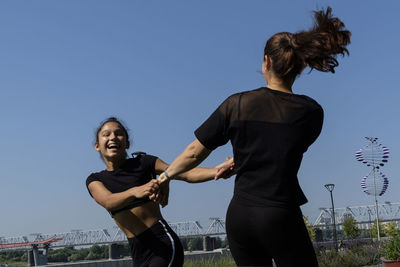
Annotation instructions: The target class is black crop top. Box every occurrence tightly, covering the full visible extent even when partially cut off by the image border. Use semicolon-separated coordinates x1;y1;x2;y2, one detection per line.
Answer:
86;153;158;216
195;87;323;208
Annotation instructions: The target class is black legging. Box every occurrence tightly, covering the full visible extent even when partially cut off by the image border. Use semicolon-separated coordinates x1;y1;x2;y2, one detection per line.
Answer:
226;198;318;267
128;219;184;267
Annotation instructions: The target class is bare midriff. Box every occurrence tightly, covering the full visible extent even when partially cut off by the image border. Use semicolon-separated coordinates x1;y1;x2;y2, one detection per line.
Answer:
112;201;163;238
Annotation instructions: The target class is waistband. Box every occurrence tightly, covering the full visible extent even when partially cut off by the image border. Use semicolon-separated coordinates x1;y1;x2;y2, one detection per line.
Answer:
232;189;299;209
127;219;169;243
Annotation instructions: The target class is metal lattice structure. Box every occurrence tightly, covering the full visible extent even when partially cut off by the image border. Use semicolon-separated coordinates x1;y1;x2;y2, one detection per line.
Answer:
0;218;226;251
0;229;113;251
169;221;204;237
205;218;226;235
314;202;400;229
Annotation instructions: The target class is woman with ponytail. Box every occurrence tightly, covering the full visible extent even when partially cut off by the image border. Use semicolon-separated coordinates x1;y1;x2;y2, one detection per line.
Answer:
155;7;350;266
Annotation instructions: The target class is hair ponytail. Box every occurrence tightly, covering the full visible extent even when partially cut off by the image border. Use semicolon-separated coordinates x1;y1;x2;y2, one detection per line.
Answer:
295;7;351;73
264;7;351;79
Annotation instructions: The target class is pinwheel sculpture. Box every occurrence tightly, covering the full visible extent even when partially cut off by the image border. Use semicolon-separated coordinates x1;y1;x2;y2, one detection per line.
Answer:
355;137;390;240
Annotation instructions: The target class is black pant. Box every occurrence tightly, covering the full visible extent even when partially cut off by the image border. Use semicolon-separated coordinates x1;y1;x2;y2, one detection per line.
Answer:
128;219;184;267
226;199;318;267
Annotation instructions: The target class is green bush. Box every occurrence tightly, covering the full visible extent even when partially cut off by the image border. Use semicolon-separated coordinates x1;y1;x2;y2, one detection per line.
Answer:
69;248;90;262
386;222;400;237
316;242;381;267
343;216;360;239
371;220;386;238
0;250;27;265
84;245;105;260
382;234;400;261
304;216;316;241
48;249;69;262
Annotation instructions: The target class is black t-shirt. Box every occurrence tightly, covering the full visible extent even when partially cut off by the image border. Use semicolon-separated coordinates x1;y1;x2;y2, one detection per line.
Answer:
86;153;158;215
195;87;323;207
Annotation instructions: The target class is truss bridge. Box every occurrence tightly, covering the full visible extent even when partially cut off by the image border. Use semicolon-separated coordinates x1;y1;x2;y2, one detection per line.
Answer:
314;202;400;229
0;218;226;252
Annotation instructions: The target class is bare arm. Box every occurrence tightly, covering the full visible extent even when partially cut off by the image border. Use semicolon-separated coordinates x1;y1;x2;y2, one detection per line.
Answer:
155;157;232;183
150;149;234;207
157;139;212;183
88;180;159;212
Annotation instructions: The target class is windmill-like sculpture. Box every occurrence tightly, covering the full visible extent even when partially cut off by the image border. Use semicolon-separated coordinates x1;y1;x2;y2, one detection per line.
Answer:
355;137;390;240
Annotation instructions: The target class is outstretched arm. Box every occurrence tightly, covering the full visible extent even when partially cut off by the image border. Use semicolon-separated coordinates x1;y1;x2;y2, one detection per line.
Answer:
157;139;212;183
151;153;234;207
155;156;234;183
88;180;159;212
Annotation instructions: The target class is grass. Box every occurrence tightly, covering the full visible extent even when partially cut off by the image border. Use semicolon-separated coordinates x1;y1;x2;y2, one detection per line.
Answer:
0;261;26;266
183;242;382;267
1;242;383;267
184;257;236;267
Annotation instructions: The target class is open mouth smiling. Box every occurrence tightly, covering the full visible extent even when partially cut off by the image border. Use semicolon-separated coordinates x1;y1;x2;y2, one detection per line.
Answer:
107;143;120;150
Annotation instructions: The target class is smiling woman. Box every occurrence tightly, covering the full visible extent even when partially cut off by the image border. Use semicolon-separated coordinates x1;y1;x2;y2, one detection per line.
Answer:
85;117;234;267
94;117;131;162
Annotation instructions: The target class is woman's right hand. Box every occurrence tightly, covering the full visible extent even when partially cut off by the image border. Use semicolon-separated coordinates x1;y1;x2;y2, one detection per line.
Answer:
215;157;235;180
149;179;170;208
132;179;160;199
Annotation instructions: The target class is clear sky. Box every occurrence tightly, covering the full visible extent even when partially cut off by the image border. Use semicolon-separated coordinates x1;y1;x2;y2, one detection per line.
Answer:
0;0;399;237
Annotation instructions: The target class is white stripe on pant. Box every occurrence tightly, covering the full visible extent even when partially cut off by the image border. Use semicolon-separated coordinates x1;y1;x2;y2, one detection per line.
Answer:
158;220;175;267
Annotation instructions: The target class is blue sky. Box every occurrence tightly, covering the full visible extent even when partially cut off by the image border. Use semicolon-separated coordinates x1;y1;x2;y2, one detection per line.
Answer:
0;0;399;237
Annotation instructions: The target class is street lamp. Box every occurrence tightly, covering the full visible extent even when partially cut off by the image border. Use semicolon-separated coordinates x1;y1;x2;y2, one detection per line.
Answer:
325;184;338;251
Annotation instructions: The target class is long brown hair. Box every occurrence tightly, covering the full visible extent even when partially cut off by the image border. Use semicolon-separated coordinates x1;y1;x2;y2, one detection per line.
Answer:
264;7;351;80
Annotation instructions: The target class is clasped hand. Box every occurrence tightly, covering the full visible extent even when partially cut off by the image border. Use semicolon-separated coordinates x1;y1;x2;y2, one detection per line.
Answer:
144;157;235;208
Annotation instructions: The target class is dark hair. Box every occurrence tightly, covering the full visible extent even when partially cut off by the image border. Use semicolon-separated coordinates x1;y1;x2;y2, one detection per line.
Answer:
95;117;130;148
264;7;351;80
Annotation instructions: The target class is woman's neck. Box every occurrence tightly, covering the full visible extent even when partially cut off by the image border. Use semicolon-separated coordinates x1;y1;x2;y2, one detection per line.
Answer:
265;74;294;94
104;156;126;171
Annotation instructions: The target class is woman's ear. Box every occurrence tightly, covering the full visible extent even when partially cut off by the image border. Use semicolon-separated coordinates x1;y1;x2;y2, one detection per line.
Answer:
126;140;130;149
94;142;100;151
264;55;272;70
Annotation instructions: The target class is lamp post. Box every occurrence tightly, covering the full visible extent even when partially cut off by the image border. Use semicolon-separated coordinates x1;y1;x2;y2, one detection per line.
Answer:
325;184;338;251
